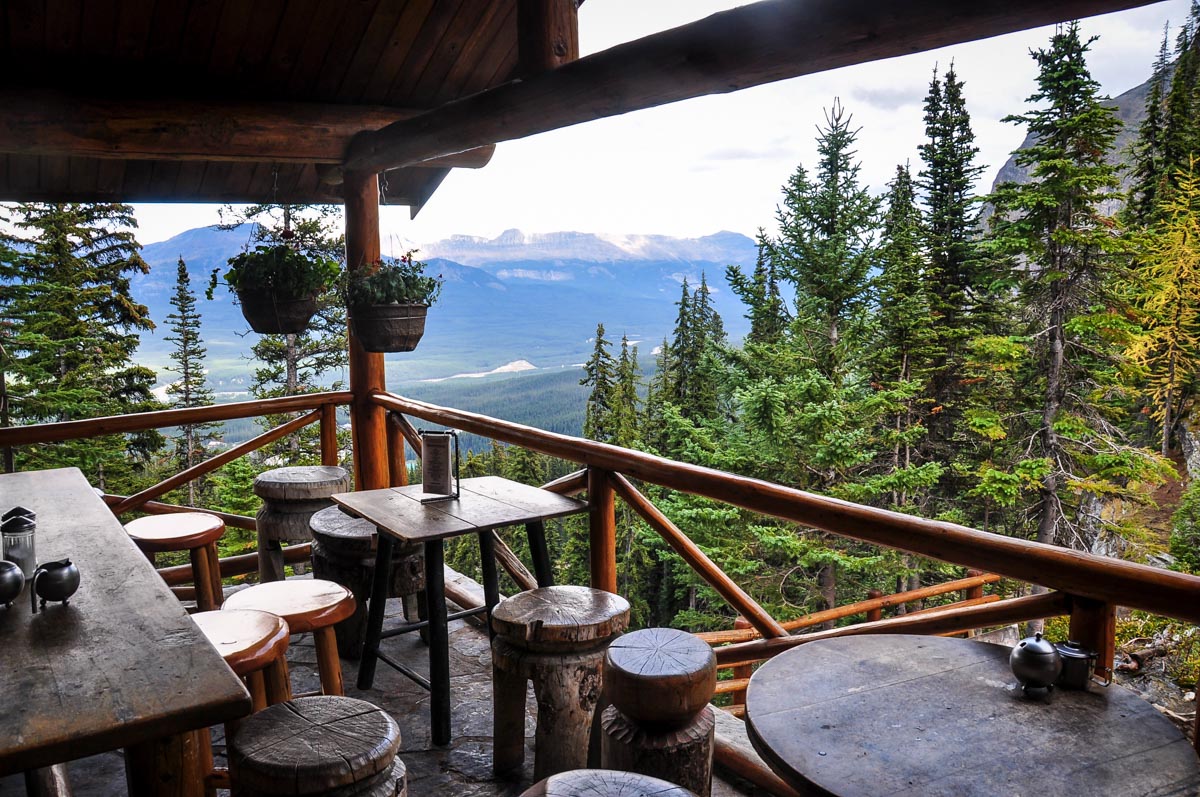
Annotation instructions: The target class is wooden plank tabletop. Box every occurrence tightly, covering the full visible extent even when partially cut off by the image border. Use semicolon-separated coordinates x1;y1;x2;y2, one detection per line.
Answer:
745;634;1200;797
331;476;586;544
0;468;251;776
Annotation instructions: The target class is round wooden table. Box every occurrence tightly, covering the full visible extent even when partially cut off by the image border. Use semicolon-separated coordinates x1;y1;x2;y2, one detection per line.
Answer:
745;634;1200;797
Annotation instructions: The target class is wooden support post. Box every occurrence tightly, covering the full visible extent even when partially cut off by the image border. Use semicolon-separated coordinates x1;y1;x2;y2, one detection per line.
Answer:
386;412;409;487
730;616;752;711
1068;596;1116;679
588;466;617;593
865;589;884;622
517;0;580;77
320;403;339;467
125;731;205;797
345;170;389;492
965;569;985;601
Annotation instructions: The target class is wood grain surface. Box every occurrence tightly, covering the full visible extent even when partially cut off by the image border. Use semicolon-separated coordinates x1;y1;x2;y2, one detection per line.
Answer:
519;769;697;797
605;628;716;728
492;585;629;646
222;579;355;634
0;467;251;776
192;609;289;677
229;696;400;794
744;634;1200;796
124;511;224;552
253;466;350;501
331;476;586;544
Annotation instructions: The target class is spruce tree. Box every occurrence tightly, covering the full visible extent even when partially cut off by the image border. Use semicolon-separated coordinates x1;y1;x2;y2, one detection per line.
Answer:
987;22;1169;550
580;323;617;442
163;256;220;504
769;100;879;381
0;202;163;489
726;230;789;347
1125;25;1175;224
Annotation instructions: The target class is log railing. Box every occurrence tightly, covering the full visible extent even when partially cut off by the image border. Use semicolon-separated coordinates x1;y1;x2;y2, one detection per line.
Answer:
370;390;1200;687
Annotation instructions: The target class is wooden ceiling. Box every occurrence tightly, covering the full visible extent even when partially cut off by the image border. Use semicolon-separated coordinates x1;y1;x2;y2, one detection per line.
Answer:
0;0;520;209
0;0;1165;212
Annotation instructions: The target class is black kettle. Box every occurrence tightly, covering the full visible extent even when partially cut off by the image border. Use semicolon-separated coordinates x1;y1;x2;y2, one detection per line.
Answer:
30;559;79;613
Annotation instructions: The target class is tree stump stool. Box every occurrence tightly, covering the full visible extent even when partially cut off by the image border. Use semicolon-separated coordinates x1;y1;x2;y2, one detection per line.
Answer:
223;580;356;697
600;628;717;797
309;506;425;659
254;466;350;583
491;586;631;780
125;512;225;611
519;769;697;797
228;696;406;797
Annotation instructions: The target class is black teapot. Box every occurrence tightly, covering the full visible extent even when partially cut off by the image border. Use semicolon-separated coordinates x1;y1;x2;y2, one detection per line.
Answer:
1010;632;1062;692
0;559;23;608
30;559;79;613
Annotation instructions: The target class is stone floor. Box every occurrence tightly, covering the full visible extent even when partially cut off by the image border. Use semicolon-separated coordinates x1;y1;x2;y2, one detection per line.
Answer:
1;579;766;796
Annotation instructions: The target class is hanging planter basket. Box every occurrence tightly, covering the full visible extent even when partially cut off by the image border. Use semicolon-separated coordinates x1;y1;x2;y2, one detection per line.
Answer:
237;289;319;335
350;303;428;353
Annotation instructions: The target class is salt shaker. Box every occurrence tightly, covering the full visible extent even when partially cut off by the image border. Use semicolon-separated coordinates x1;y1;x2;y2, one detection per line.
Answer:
1;506;37;579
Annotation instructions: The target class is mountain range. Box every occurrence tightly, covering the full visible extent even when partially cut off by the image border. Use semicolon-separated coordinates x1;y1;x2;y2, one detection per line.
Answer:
134;226;759;392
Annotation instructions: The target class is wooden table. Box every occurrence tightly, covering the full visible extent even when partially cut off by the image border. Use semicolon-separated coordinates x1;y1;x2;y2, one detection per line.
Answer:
745;634;1200;797
332;475;587;746
0;468;251;795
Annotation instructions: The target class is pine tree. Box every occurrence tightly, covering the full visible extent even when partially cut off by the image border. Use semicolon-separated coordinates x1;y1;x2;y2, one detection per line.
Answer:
0;203;163;489
726;230;789;347
611;335;642;449
917;63;986;461
986;23;1170;551
580;323;617;442
768;100;879;381
163;257;220;504
1125;25;1175;224
1127;157;1200;455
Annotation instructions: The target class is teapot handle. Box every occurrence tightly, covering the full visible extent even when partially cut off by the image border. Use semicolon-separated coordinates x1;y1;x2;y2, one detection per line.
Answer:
29;566;45;614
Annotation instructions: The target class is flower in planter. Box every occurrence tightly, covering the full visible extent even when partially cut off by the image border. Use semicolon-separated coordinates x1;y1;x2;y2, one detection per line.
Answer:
207;244;341;335
345;251;442;308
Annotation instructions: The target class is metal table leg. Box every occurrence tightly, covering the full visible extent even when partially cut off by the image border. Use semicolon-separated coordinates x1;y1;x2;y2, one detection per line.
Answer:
526;520;554;586
478;530;500;639
425;540;451;745
356;532;395;690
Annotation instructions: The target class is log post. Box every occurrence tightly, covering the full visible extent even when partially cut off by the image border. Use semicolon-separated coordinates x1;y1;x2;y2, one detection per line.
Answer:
344;170;388;492
965;569;985;601
517;0;580;77
319;403;339;467
588;466;618;593
386;413;409;487
1068;596;1116;680
729;617;752;711
865;589;884;622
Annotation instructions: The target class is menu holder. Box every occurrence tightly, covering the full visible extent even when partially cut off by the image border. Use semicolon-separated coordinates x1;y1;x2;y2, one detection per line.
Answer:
419;429;460;503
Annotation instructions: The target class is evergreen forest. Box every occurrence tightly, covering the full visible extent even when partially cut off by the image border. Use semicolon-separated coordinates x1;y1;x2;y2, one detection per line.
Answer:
4;20;1200;670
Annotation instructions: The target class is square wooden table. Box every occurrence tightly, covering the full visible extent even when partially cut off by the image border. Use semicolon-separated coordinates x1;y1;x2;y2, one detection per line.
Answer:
332;476;587;745
0;468;251;795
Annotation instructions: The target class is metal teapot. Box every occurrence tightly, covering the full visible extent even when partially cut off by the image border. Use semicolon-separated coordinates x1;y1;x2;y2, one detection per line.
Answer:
30;559;79;613
1010;632;1062;691
0;559;23;608
1055;640;1109;689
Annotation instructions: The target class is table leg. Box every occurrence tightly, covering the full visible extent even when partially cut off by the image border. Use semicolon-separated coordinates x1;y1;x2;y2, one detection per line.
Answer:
478;530;500;640
425;540;451;746
526;520;554;586
125;730;206;797
356;532;396;690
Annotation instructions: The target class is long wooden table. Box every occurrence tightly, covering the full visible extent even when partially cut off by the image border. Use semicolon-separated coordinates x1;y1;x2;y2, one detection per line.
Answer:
0;467;251;795
333;476;587;746
745;634;1200;796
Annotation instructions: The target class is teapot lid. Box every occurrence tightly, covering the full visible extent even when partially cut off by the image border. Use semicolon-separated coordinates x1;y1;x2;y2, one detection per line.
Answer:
2;506;34;521
1055;639;1095;660
1015;632;1058;657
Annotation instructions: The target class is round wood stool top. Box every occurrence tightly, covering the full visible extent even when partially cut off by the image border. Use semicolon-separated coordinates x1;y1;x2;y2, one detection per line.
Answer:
492;586;630;648
193;609;290;677
309;506;378;556
229;696;401;794
223;580;355;634
253;466;350;501
520;769;697;797
124;512;225;552
605;627;716;728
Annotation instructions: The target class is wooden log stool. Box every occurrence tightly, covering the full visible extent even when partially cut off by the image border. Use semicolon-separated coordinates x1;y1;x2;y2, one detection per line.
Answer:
520;769;697;797
254;466;350;583
600;627;717;797
194;609;294;794
228;696;407;797
125;512;225;611
309;506;425;659
223;580;356;697
491;585;631;780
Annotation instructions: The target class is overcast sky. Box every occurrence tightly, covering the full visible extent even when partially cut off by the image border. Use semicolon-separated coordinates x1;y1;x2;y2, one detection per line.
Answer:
132;0;1192;254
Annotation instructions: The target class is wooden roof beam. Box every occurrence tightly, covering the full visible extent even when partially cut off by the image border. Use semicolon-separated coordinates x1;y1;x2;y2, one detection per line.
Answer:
0;90;494;169
345;0;1158;174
